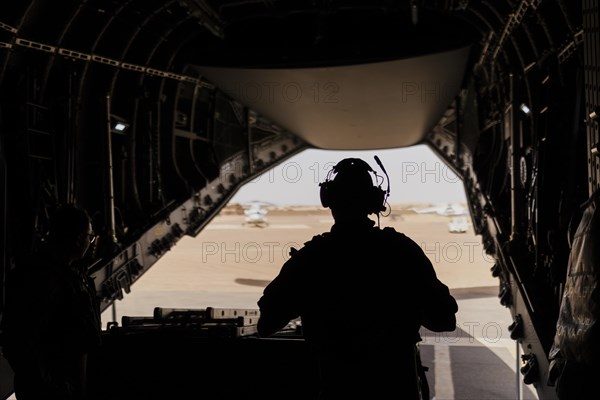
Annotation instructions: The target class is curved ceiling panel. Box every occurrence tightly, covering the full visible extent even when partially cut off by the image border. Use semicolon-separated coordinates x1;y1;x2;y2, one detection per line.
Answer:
193;46;470;150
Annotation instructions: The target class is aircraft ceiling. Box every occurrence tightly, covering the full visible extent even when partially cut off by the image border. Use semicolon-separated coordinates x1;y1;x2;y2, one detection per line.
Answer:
192;46;471;149
182;1;477;149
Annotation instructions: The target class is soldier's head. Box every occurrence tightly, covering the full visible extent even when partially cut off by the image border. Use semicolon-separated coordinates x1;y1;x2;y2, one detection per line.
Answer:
47;204;95;263
319;158;387;218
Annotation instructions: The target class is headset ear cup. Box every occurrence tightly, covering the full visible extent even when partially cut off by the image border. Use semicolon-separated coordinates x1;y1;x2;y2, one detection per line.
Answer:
320;181;331;208
375;187;386;213
365;186;385;214
368;186;386;214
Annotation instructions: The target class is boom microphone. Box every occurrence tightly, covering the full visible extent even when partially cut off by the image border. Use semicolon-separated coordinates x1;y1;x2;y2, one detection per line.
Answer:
374;155;390;198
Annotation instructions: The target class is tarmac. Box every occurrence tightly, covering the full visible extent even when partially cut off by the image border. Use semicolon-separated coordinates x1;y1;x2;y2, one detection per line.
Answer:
99;206;540;400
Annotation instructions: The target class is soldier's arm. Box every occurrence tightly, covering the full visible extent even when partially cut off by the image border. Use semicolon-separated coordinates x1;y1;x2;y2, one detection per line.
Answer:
405;238;458;332
257;255;304;337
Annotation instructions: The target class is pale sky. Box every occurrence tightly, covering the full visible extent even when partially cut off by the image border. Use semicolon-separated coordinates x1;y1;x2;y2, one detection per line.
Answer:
229;144;467;206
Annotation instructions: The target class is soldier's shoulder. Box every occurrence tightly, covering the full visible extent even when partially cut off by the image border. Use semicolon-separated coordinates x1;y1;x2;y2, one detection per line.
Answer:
378;226;408;240
304;232;332;249
377;226;422;248
289;232;331;258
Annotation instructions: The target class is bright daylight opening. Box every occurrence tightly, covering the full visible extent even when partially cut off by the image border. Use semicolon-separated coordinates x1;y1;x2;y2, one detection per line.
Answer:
101;145;538;399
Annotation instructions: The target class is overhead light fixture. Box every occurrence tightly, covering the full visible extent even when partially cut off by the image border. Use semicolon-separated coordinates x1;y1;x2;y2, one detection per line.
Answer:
114;122;128;132
520;104;531;115
110;115;130;134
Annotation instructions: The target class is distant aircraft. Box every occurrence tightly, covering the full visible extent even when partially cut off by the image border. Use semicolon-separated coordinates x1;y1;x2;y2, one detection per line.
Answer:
411;203;468;216
242;201;271;227
448;216;469;233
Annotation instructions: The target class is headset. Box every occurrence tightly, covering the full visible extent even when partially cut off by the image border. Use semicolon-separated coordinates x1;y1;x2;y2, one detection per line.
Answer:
319;156;390;215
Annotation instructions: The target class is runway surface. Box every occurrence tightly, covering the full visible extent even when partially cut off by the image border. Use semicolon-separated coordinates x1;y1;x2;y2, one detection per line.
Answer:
99;207;539;400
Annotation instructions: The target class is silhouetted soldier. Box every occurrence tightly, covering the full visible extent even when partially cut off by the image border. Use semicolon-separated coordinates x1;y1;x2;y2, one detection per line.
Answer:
1;204;102;399
257;157;458;400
